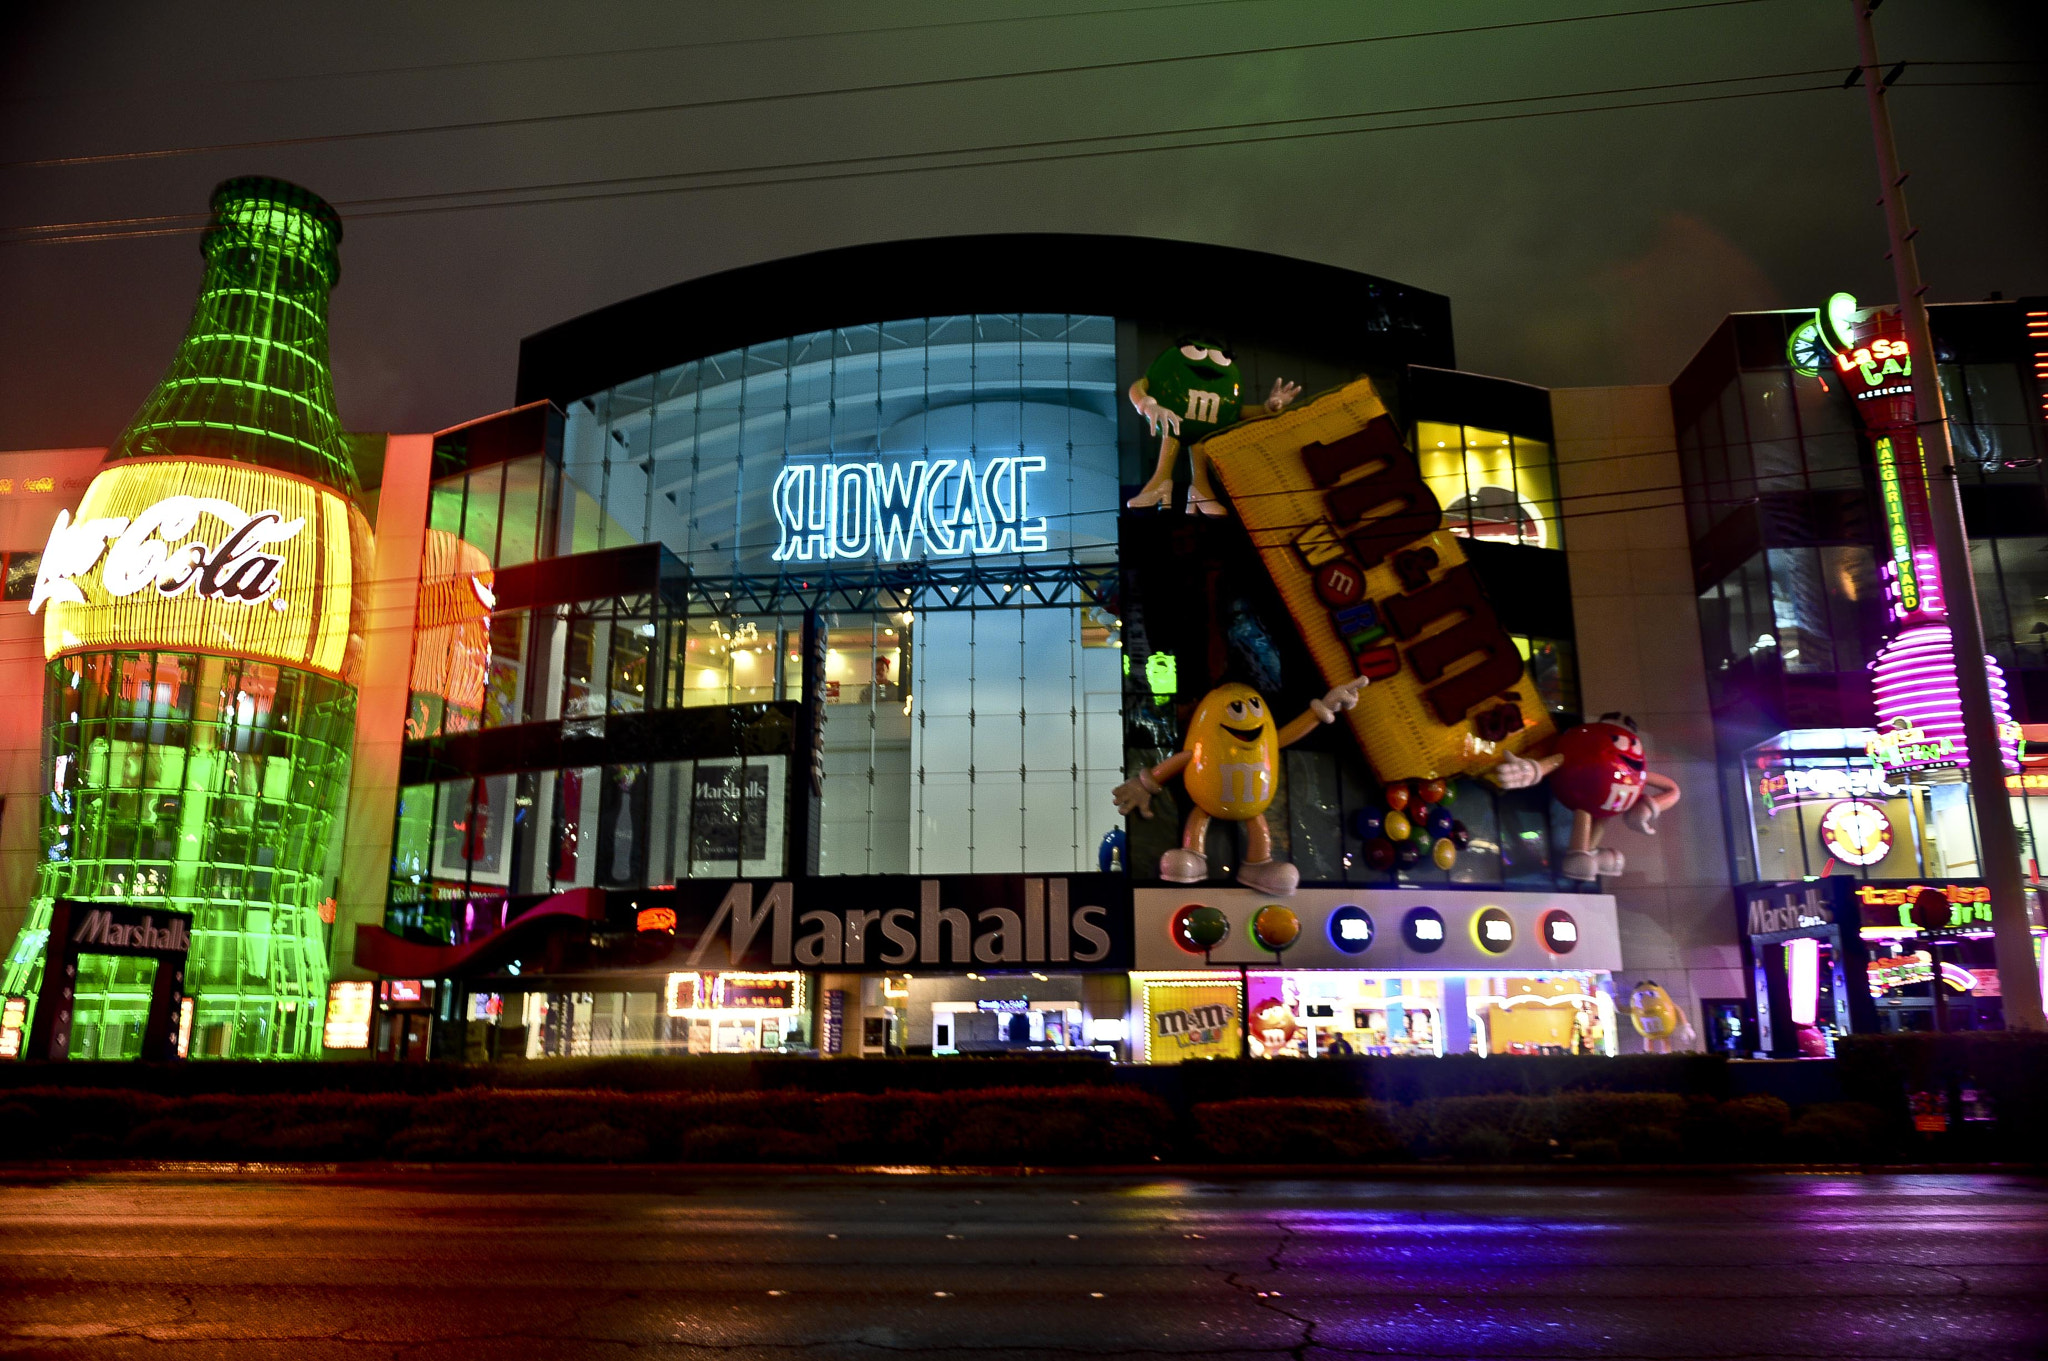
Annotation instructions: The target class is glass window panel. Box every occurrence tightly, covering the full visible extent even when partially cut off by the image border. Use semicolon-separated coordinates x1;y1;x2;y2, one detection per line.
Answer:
1768;547;1832;672
607;616;651;714
1993;537;2048;672
1415;421;1467;528
1718;383;1754;505
1819;544;1883;673
562;615;608;720
483;609;527;729
427;476;464;538
1515;636;1578;716
1511;436;1560;549
4;550;40;601
1795;369;1861;490
1947;361;2039;481
1741;370;1803;492
551;315;1118;574
1678;424;1710;540
462;463;505;566
1417;424;1557;549
497;455;543;568
1694;397;1731;527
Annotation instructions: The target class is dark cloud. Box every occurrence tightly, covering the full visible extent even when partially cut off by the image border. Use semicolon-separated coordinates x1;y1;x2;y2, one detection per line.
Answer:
0;0;2041;447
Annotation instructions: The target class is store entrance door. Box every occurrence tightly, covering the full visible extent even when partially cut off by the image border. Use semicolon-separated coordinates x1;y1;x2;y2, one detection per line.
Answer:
26;901;193;1062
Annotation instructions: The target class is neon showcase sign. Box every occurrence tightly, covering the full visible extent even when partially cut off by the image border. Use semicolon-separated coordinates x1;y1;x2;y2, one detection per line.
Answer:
771;456;1047;563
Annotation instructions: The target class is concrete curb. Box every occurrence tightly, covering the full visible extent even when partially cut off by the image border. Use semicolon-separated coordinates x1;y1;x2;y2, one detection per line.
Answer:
4;1159;2043;1178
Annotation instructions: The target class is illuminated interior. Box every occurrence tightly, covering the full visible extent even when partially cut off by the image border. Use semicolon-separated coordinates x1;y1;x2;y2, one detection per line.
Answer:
1415;421;1561;550
1133;968;1617;1061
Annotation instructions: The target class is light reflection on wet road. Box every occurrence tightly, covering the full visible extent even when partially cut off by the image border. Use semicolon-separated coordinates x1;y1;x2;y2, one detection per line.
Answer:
2;1169;2043;1358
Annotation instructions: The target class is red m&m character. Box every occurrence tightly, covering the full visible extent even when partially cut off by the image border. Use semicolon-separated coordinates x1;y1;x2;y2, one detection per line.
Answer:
1550;719;1649;818
1488;713;1680;883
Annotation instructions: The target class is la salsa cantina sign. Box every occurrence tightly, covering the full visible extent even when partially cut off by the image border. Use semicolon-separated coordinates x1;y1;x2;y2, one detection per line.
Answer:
635;875;1131;971
28;458;368;682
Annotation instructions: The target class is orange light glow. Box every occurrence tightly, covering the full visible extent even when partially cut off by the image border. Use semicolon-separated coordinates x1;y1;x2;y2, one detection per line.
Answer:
409;528;494;715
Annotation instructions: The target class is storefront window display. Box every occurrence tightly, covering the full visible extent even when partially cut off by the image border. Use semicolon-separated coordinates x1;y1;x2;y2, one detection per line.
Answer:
1855;884;2048;1035
1733;728;2048;886
1132;968;1615;1061
453;970;811;1059
919;973;1101;1055
1130;888;1622;1062
1737;878;2048;1053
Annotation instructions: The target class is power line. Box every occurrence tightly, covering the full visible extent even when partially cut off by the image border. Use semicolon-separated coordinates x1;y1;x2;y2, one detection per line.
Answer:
0;0;1788;172
0;0;1272;105
15;70;2025;247
1;66;1853;245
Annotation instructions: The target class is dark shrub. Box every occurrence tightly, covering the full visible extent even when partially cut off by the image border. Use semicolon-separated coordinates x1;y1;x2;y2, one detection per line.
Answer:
530;1122;649;1162
1617;1125;1684;1162
1712;1095;1791;1159
1784;1103;1887;1162
1404;1095;1555;1158
1552;1093;1687;1146
1192;1099;1403;1162
1451;1127;1514;1163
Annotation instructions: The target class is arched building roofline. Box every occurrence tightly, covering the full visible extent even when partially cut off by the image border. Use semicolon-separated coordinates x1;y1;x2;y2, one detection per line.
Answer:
515;233;1454;407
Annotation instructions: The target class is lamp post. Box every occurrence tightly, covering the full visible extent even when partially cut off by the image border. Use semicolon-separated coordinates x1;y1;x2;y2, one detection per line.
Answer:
1848;1;2045;1028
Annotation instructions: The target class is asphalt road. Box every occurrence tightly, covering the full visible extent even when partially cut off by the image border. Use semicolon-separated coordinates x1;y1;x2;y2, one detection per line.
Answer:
1;1168;2044;1359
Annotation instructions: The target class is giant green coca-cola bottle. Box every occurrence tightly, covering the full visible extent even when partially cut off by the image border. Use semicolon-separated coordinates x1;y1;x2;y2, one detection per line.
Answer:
3;177;371;1059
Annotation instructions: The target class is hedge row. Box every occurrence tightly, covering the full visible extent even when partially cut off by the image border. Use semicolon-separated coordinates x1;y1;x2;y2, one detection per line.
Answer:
1193;1093;1901;1164
0;1052;1736;1100
0;1087;1172;1165
0;1086;1919;1165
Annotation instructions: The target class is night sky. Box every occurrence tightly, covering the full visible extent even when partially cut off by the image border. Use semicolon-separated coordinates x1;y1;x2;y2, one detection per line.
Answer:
1;0;2042;449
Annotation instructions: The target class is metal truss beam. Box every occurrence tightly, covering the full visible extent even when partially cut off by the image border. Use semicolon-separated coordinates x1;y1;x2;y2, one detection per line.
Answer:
678;560;1115;617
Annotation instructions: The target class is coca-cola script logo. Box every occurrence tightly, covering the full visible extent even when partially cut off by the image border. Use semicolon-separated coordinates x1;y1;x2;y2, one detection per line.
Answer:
30;495;305;616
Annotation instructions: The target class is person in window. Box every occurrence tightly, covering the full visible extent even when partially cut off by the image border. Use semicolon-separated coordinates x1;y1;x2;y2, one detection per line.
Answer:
1323;1033;1356;1058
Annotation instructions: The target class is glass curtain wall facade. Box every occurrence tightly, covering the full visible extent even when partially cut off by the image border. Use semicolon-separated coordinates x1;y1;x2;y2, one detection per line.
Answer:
392;315;1126;952
570;312;1125;880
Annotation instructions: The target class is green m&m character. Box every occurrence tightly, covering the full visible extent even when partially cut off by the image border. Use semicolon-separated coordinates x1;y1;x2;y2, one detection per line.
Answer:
1126;336;1300;515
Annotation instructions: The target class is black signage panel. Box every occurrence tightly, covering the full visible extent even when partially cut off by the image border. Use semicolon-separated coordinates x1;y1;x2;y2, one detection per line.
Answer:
29;900;194;1062
634;874;1132;973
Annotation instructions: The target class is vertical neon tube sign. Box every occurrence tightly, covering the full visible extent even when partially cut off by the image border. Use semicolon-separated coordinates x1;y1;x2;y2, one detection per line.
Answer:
1790;294;2018;774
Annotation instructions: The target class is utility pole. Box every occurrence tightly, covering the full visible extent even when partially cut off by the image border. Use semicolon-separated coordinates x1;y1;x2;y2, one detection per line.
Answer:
1849;0;2045;1029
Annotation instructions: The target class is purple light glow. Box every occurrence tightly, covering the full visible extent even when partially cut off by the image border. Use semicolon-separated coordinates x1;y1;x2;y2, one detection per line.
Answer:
1870;623;2019;771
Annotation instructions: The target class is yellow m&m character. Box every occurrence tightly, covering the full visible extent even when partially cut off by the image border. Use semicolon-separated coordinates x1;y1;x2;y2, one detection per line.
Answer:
1627;980;1693;1054
1112;678;1365;895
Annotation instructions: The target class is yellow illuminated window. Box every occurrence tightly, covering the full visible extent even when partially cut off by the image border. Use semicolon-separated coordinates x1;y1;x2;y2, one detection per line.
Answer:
1414;422;1560;550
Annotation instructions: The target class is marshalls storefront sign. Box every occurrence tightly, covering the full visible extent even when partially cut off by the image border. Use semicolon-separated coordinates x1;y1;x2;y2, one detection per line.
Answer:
635;875;1131;972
